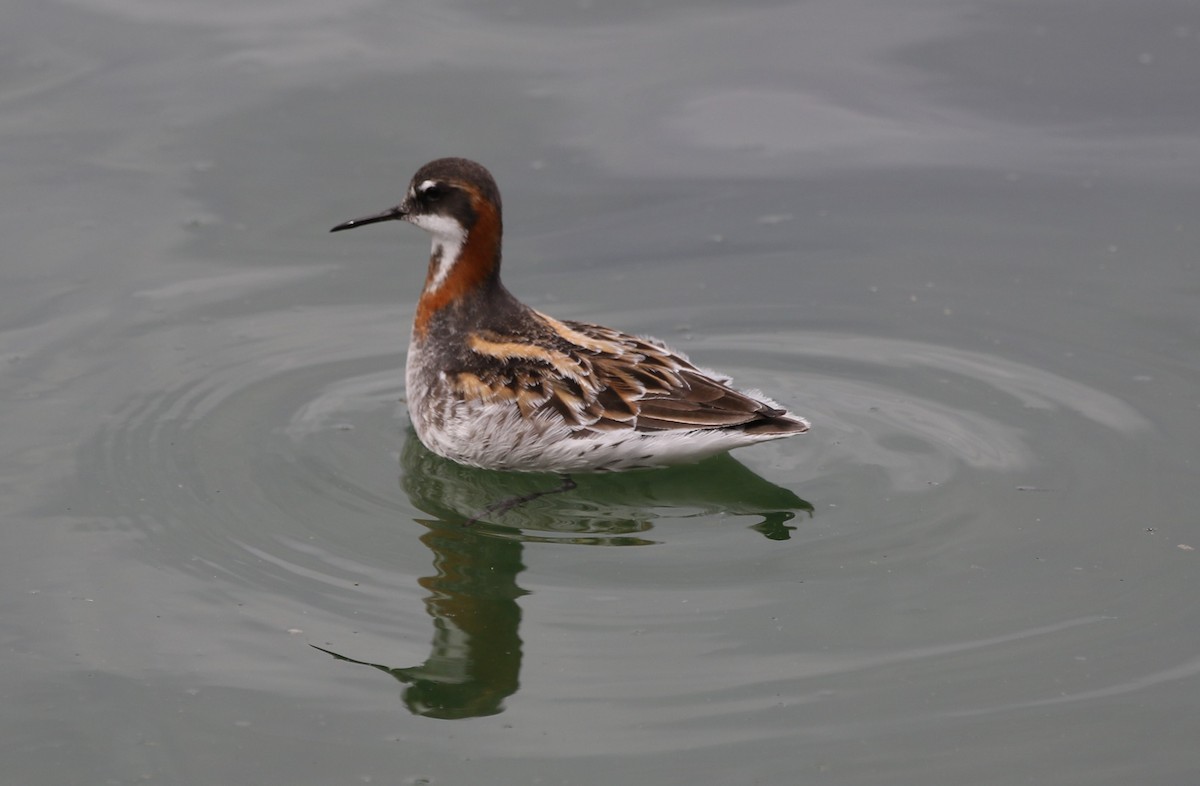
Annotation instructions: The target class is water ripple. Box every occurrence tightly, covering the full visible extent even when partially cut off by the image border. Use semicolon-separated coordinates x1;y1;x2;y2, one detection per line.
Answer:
52;301;1167;727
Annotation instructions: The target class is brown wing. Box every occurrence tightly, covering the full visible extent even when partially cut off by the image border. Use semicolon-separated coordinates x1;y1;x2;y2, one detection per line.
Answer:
455;311;807;437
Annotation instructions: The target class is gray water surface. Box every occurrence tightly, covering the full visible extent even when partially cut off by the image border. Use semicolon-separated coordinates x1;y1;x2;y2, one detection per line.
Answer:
4;0;1199;784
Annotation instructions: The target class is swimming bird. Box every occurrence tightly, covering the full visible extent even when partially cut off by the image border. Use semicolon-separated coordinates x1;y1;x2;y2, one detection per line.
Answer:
331;157;808;472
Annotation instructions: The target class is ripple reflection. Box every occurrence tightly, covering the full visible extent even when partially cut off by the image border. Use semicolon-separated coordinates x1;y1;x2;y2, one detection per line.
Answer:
60;305;1157;724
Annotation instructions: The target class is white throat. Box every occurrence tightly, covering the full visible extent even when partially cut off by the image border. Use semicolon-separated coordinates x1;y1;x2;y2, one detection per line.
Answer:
410;213;466;294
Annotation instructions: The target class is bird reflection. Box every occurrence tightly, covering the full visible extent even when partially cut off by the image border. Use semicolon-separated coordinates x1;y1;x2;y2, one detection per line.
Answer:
312;513;526;719
312;433;813;718
399;432;812;542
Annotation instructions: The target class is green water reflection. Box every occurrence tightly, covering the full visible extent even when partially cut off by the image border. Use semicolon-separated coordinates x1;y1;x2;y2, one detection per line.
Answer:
313;437;812;717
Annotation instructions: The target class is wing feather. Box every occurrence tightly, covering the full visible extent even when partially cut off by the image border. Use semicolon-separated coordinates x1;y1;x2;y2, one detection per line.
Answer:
458;313;807;437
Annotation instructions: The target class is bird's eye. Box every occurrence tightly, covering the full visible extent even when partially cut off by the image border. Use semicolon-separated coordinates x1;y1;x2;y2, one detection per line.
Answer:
420;183;445;202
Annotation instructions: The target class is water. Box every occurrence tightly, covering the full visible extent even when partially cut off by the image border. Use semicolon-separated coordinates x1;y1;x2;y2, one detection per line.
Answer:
3;0;1199;784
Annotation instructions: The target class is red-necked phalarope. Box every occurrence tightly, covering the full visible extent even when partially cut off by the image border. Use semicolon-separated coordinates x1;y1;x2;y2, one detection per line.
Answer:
331;157;809;472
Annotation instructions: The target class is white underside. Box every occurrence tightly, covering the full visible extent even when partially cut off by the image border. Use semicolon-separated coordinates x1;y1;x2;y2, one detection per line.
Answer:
414;397;794;472
405;342;801;472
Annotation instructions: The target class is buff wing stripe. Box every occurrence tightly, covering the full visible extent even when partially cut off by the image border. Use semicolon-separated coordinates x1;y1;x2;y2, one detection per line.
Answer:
457;314;807;436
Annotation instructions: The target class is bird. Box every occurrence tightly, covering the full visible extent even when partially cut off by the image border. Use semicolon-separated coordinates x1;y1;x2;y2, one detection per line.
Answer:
331;157;808;473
